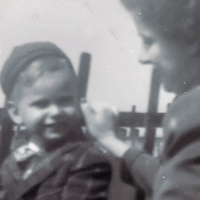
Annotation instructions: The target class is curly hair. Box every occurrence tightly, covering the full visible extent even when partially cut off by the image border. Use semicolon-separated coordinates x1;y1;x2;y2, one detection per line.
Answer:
121;0;200;42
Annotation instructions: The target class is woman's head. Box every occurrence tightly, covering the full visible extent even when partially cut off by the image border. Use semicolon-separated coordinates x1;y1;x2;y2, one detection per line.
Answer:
121;0;200;43
121;0;200;94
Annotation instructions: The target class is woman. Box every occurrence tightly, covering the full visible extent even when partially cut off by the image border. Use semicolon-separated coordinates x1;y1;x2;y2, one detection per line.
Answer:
81;1;200;200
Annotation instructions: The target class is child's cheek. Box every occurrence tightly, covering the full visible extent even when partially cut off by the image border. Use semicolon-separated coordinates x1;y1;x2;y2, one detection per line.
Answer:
24;108;45;124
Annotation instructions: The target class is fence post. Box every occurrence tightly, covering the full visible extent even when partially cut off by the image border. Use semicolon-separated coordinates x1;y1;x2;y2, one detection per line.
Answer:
135;68;160;200
77;52;91;101
144;68;160;154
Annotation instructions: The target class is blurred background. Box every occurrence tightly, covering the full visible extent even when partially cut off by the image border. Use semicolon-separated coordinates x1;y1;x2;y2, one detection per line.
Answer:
0;0;175;112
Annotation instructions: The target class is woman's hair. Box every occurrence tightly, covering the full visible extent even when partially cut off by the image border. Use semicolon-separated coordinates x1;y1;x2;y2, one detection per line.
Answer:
121;0;200;42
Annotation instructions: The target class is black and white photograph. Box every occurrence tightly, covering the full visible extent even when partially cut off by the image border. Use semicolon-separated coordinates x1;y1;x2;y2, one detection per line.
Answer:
0;1;199;200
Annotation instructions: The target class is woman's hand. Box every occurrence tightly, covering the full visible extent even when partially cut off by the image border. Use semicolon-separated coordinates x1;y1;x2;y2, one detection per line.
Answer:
81;102;130;158
81;102;118;141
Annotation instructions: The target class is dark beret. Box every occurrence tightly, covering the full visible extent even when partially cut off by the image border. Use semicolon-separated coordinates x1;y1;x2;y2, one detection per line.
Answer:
1;42;69;96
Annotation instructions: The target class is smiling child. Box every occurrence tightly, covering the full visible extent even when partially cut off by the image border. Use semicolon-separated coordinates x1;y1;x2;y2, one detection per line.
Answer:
0;42;111;200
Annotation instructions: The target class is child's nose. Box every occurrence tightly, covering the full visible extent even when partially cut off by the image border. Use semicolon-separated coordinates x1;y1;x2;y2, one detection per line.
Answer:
48;104;61;116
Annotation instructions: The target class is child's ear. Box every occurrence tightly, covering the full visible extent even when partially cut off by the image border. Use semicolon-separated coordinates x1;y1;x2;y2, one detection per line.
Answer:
6;101;23;124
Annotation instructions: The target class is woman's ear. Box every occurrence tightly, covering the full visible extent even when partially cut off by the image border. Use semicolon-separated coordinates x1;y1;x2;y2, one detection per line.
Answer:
6;101;23;124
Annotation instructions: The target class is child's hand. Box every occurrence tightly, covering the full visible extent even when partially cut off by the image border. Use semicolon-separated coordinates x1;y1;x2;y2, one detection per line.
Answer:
81;102;118;142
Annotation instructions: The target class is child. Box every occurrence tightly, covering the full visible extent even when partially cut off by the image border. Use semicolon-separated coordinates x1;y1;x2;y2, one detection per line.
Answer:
0;42;111;200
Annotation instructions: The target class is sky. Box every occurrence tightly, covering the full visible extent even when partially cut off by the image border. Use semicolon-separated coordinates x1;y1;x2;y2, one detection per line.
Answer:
0;0;175;112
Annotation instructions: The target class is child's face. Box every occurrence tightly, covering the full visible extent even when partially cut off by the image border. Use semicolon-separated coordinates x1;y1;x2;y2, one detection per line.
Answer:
13;58;80;146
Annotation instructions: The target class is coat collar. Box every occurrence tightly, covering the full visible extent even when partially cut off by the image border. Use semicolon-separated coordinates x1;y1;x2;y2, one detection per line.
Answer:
4;142;80;200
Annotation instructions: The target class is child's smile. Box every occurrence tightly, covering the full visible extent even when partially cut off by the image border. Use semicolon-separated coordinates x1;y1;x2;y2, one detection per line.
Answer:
13;58;80;148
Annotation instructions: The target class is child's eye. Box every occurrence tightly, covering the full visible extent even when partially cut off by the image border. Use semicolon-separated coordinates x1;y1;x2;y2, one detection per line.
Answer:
58;97;74;106
31;100;49;108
